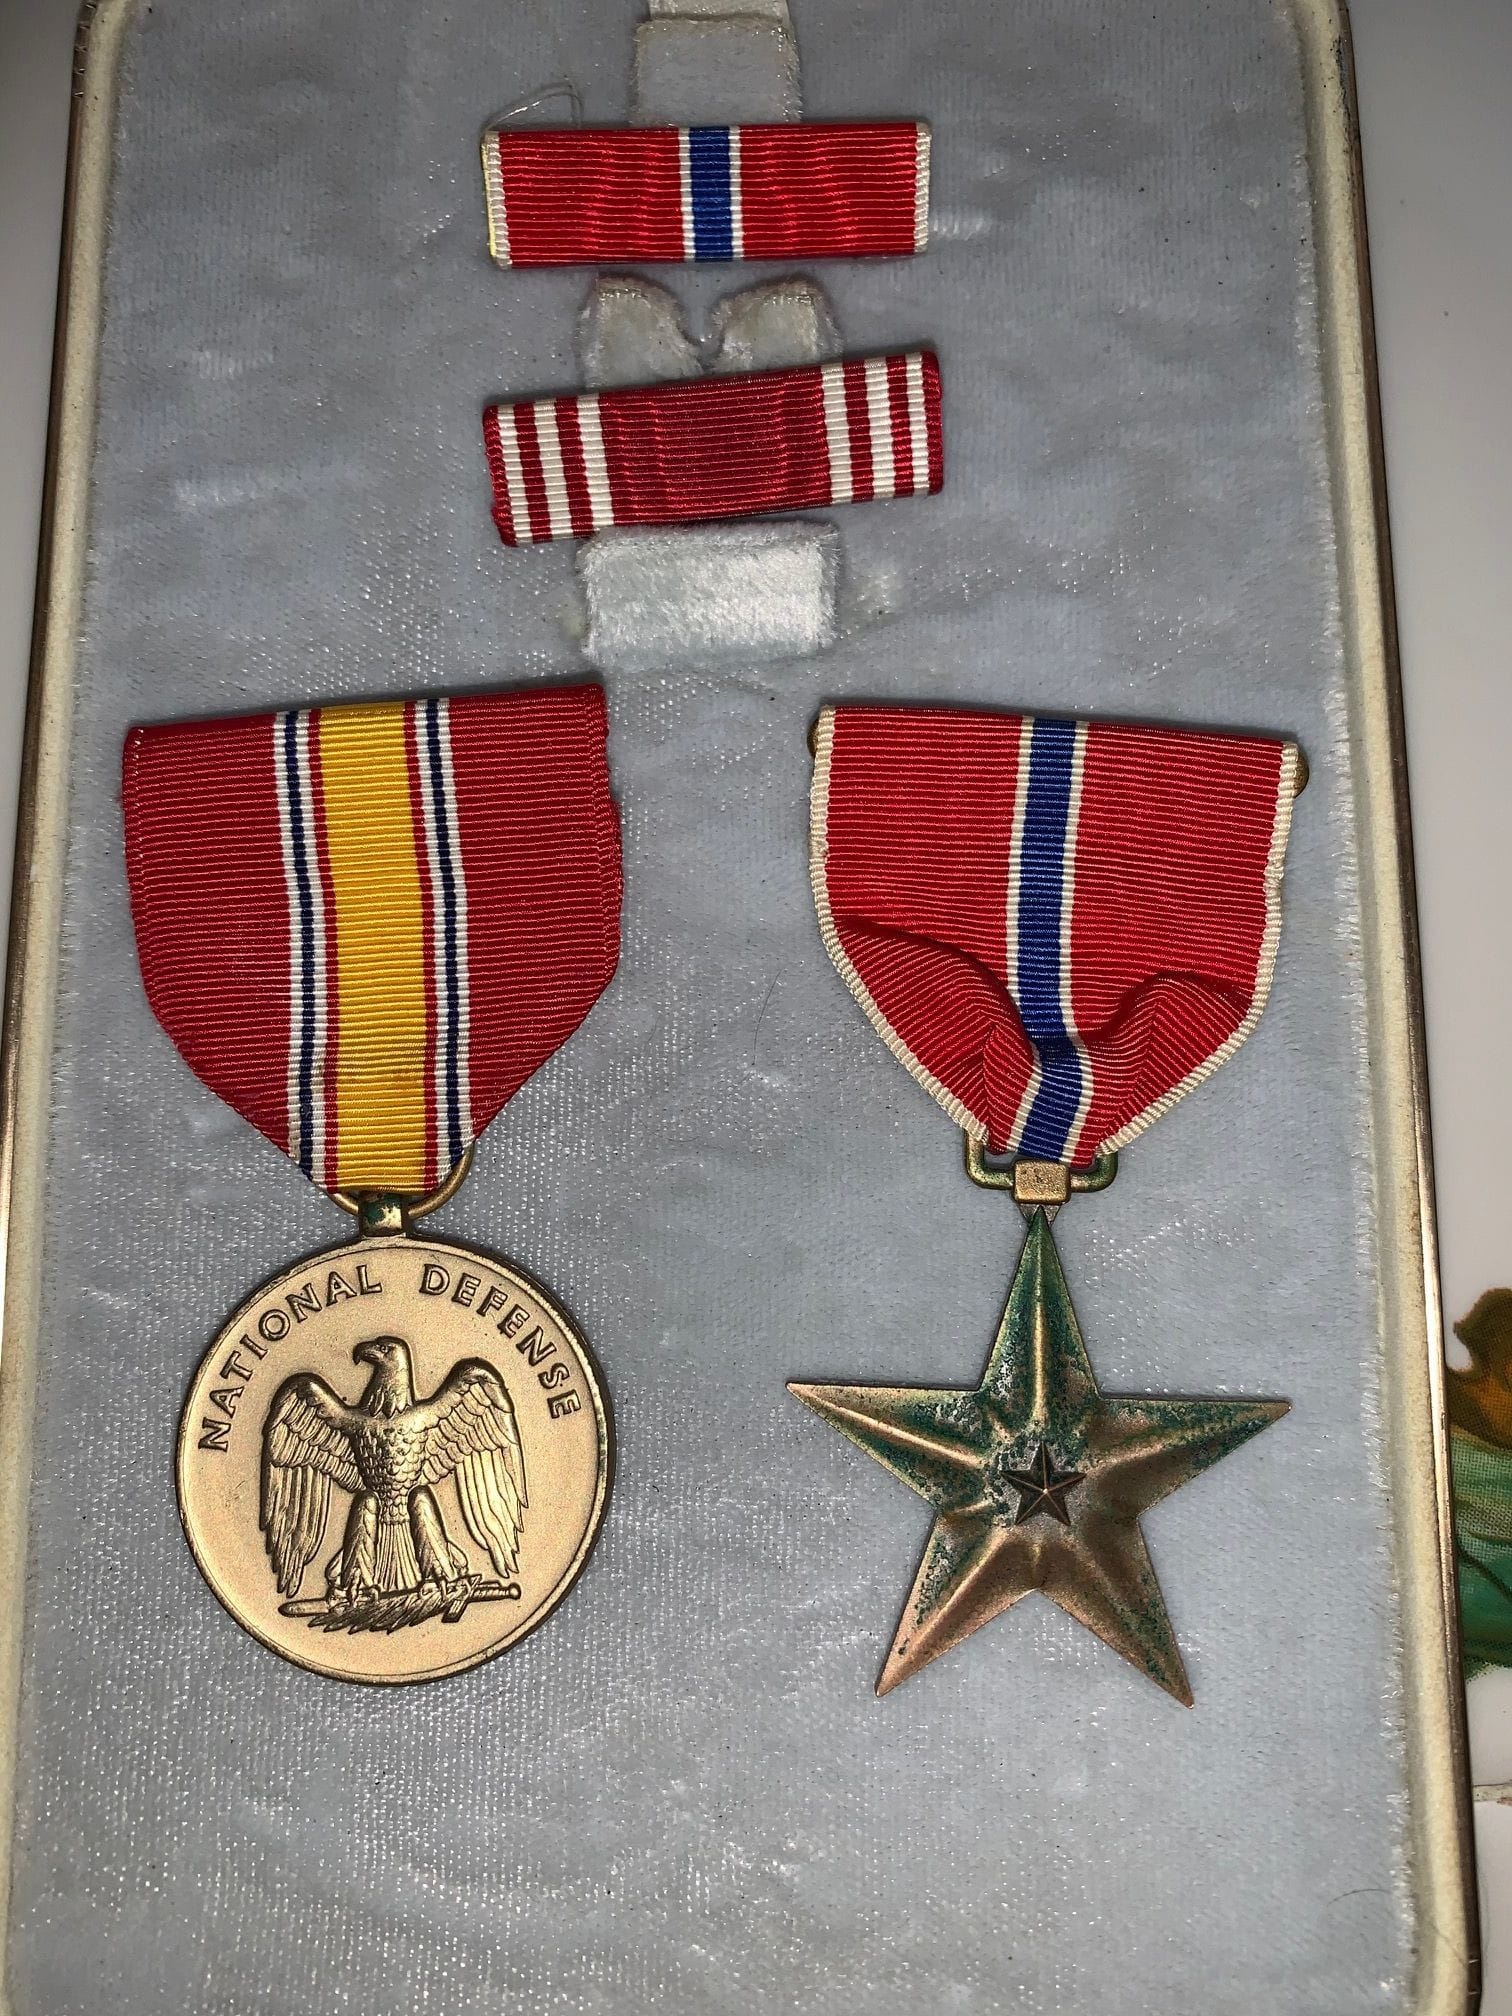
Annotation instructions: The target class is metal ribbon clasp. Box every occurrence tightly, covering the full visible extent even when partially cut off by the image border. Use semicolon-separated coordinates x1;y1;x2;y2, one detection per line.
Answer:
332;1144;475;1238
963;1131;1117;1220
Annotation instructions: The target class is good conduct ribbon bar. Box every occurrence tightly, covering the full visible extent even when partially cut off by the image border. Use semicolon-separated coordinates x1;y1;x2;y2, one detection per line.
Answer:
482;122;930;267
483;351;942;546
124;688;622;1197
811;705;1299;1164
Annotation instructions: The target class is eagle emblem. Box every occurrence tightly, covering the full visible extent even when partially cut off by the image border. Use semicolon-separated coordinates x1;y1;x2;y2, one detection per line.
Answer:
262;1335;528;1633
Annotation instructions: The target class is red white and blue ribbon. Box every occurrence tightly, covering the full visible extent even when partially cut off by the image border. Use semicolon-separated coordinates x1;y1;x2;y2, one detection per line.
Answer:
484;351;942;545
482;122;930;267
124;688;622;1197
811;706;1299;1163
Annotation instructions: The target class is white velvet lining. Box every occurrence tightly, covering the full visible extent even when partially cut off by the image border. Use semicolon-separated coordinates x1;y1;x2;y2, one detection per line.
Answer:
3;0;1419;2009
633;16;800;124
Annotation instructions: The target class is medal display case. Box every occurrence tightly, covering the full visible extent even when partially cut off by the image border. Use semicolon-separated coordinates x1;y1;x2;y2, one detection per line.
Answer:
0;0;1476;2009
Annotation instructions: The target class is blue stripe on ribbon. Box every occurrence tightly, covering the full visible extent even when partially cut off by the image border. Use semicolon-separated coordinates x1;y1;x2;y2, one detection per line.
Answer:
281;711;317;1178
1014;718;1084;1160
687;126;734;261
423;702;464;1168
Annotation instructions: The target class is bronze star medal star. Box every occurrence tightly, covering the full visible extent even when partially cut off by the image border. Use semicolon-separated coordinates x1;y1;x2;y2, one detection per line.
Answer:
790;1210;1287;1703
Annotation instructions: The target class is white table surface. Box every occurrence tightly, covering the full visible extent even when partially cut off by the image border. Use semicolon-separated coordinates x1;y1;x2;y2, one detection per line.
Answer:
1;0;1508;2004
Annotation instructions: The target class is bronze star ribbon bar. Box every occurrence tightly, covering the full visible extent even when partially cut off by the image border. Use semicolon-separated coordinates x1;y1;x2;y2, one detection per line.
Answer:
482;122;930;267
124;686;621;1683
792;704;1302;1703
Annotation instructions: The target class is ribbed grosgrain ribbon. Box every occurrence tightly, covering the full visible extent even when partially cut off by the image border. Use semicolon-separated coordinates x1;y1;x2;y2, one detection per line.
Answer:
482;122;930;267
811;705;1299;1163
484;351;942;546
123;687;622;1196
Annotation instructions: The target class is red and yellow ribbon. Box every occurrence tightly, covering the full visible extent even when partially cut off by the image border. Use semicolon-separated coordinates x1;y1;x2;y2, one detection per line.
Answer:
124;687;621;1195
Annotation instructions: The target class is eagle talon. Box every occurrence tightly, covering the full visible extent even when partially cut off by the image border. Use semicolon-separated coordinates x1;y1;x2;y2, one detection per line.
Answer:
440;1580;477;1623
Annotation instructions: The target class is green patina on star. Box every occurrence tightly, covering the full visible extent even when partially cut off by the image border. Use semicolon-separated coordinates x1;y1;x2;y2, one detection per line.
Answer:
790;1210;1288;1704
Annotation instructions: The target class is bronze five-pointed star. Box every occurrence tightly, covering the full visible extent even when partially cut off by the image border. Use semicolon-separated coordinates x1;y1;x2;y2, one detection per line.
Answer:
790;1210;1287;1704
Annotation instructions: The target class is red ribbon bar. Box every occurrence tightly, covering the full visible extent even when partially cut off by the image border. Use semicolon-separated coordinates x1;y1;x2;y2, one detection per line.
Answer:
482;122;930;267
124;687;622;1196
483;352;943;546
811;705;1299;1162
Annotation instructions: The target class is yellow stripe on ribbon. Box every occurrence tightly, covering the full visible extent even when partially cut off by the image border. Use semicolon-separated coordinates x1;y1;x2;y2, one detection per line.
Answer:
317;703;430;1191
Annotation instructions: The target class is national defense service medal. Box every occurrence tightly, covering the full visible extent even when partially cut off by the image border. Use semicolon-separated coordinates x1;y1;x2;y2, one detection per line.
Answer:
177;1209;609;1684
124;687;622;1682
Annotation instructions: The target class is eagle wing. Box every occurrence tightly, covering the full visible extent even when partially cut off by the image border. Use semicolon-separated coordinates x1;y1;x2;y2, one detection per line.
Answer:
261;1375;365;1596
413;1360;528;1578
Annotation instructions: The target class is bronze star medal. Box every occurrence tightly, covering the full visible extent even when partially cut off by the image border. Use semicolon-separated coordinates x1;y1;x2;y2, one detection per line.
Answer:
791;1186;1287;1704
801;705;1303;1702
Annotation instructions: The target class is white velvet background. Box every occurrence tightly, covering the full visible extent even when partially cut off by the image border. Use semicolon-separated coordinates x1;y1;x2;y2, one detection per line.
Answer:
5;0;1414;2010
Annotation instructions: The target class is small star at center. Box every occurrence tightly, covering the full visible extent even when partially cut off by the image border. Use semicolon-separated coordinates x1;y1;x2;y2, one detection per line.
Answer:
1001;1440;1085;1527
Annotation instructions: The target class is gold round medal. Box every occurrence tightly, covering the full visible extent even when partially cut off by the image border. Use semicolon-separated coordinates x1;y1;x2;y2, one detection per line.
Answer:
177;1232;609;1683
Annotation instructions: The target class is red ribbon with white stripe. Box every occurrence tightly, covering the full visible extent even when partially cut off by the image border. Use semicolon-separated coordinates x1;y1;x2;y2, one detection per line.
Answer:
482;122;930;267
483;352;943;546
811;705;1299;1164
